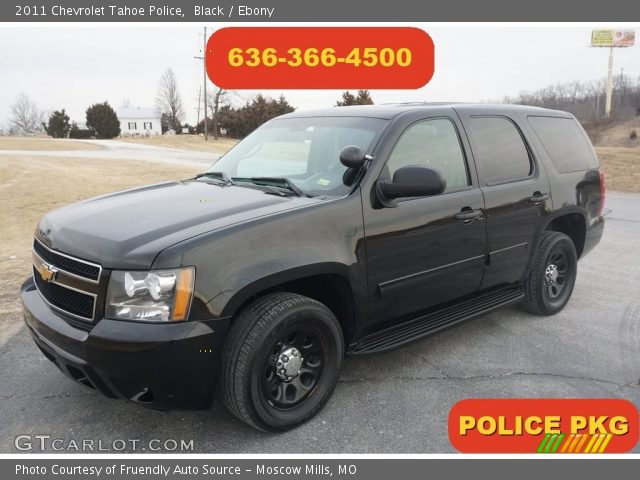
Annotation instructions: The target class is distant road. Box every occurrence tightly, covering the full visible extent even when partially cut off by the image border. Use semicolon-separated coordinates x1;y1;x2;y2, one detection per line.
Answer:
0;139;219;168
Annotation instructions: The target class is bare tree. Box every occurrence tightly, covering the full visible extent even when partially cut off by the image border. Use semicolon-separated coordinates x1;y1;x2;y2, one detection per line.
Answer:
8;93;43;135
156;68;184;132
207;87;229;140
501;74;640;123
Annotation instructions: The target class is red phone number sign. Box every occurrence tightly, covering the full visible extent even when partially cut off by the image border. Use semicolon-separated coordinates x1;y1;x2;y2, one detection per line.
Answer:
206;27;435;89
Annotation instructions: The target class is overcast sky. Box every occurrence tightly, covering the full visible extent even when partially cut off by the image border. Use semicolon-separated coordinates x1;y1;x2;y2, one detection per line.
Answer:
0;25;638;128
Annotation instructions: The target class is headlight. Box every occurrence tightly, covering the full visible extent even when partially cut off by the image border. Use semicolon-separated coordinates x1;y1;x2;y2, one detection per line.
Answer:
106;267;195;322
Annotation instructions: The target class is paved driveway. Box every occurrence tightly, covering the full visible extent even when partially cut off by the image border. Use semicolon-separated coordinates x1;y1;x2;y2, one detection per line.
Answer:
0;193;638;453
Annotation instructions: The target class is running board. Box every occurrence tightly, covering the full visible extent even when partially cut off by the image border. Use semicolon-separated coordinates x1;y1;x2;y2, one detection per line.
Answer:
352;287;524;354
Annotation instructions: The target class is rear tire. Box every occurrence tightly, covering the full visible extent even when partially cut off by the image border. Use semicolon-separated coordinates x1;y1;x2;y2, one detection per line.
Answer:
221;293;344;432
520;231;578;316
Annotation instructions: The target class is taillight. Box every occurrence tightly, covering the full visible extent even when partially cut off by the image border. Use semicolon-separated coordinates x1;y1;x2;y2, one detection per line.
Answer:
598;169;606;217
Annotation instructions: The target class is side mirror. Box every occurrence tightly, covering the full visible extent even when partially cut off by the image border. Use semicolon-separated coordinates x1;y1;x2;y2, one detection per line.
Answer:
340;145;366;169
377;165;446;200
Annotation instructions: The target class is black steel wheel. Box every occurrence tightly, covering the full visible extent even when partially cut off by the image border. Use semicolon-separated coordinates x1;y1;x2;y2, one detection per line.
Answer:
221;293;344;431
544;250;570;301
521;231;578;315
260;325;328;410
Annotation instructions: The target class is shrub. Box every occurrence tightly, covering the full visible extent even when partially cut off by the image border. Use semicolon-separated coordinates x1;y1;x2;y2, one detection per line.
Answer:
69;123;94;139
43;109;71;138
85;102;120;139
630;130;638;140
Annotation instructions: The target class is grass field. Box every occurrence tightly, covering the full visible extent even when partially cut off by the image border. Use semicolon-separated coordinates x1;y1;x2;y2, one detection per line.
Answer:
589;116;640;149
595;146;640;193
118;135;237;153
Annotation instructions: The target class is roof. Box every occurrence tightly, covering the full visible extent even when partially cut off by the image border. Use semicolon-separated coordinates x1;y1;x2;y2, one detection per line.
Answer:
117;107;162;119
280;103;571;120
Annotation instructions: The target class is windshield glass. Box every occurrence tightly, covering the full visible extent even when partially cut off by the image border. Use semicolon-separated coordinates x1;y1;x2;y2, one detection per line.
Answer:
205;116;388;197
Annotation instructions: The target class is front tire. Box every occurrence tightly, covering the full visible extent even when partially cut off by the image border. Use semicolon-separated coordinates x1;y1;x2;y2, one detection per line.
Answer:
221;293;344;432
520;231;578;316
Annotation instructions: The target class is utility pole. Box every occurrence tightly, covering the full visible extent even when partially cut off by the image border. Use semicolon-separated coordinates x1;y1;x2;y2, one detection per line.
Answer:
194;27;209;140
203;27;208;141
604;46;614;118
195;86;201;128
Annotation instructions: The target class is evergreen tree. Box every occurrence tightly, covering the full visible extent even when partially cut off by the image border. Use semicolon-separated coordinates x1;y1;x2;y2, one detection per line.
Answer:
85;102;120;139
335;90;374;106
43;109;71;138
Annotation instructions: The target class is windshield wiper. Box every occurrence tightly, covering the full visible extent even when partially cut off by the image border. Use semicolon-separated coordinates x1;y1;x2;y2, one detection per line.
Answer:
232;177;306;197
194;171;234;186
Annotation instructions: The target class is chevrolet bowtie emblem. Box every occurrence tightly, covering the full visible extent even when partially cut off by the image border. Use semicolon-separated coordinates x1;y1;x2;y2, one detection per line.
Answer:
37;262;58;283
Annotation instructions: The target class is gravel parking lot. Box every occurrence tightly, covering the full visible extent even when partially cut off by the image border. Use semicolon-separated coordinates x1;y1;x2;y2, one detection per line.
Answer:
0;156;638;452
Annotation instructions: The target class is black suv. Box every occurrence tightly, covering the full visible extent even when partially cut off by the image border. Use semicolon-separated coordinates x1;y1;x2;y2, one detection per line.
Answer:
22;104;605;431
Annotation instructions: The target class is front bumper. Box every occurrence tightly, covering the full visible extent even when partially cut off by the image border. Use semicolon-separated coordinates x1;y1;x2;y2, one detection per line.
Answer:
21;277;230;410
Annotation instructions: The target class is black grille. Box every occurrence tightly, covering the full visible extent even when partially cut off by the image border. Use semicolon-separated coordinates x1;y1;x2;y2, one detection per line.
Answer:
33;266;95;320
33;240;100;281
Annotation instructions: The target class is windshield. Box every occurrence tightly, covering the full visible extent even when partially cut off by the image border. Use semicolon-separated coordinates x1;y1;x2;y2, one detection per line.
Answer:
205;116;387;197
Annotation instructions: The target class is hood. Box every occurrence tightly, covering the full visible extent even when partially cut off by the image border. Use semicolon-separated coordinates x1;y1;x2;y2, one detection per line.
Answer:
36;180;317;269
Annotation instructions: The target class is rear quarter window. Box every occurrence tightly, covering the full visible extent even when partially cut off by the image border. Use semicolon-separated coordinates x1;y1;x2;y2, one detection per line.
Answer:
527;116;599;173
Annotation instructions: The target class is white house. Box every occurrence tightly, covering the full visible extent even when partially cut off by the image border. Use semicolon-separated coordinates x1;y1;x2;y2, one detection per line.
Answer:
117;107;162;136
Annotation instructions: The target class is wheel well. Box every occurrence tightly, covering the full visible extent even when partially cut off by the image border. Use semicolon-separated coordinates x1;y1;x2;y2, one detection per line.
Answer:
233;274;356;346
547;213;586;258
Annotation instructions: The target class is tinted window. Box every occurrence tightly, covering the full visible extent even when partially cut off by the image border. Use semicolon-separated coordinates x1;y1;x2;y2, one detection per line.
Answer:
468;117;532;184
528;116;598;173
387;118;469;192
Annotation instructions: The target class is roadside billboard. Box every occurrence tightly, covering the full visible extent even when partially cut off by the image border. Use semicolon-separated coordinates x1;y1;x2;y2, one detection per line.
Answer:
591;30;635;47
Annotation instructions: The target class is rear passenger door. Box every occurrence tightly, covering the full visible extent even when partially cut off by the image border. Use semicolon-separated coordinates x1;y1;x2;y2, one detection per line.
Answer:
457;110;552;289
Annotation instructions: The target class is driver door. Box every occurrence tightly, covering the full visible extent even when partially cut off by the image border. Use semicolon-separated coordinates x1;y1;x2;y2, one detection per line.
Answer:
363;115;487;328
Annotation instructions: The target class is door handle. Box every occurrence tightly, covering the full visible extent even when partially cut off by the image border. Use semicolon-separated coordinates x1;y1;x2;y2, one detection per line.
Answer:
528;192;550;205
455;208;483;223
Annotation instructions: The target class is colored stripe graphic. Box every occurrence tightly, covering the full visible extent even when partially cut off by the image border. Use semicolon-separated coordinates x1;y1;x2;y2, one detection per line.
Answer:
536;434;551;453
550;433;565;452
598;434;613;453
584;434;599;453
536;433;614;453
560;434;575;453
568;434;583;453
566;434;580;452
575;433;589;452
591;434;607;453
544;434;558;453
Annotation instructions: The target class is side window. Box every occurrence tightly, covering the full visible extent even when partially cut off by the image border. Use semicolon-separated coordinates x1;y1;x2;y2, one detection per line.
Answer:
468;117;533;184
387;118;470;192
527;116;598;173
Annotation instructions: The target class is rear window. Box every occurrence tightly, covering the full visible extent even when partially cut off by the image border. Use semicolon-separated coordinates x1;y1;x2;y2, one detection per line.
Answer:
527;116;598;173
468;116;533;184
